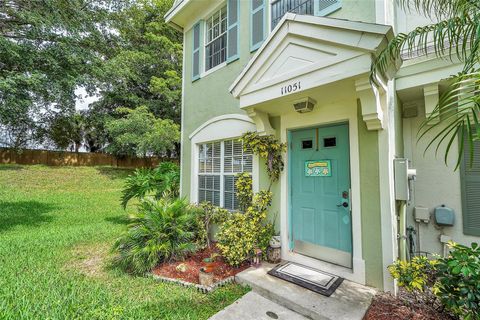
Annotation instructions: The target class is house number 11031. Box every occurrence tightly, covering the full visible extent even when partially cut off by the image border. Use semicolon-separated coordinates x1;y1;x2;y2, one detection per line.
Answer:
281;81;301;95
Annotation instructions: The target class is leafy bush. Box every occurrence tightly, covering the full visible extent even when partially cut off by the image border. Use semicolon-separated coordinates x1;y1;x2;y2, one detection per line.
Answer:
388;256;437;293
389;242;480;319
217;191;275;266
196;202;229;249
235;173;252;212
112;197;198;274
434;242;480;319
121;162;179;208
241;132;286;186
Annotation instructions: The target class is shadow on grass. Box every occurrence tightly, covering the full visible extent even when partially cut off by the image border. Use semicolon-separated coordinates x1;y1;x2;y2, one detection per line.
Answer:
0;164;24;171
105;215;130;225
0;201;55;232
95;167;133;180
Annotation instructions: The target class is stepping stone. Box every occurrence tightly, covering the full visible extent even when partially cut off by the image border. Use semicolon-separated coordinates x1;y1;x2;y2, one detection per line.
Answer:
208;291;308;320
235;263;376;320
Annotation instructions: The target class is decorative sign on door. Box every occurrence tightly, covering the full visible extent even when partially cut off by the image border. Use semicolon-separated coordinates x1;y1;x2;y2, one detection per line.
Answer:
305;160;331;177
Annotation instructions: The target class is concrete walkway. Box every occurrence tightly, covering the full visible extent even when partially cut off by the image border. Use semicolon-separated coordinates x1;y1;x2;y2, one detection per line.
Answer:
209;292;308;320
209;263;376;320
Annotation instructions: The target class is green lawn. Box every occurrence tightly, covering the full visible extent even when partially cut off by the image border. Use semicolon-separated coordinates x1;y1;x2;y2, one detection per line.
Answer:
0;164;247;320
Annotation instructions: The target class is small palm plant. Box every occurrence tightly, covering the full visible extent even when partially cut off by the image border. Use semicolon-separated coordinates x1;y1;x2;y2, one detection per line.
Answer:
112;197;198;274
372;0;479;168
121;162;180;208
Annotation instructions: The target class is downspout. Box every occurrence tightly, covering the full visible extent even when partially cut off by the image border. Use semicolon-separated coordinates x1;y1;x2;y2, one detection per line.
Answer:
398;201;407;261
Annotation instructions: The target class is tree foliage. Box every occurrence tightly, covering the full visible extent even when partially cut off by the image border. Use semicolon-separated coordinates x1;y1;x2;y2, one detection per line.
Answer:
0;0;130;149
46;112;84;151
106;106;180;158
372;0;479;168
94;0;183;124
0;0;182;155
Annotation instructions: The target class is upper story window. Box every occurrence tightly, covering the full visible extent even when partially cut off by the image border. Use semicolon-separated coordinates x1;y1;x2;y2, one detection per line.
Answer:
205;6;228;71
271;0;314;29
271;0;341;30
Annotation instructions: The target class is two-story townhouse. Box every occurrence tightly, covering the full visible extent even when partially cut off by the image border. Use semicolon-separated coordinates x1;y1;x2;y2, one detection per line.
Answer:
165;0;479;292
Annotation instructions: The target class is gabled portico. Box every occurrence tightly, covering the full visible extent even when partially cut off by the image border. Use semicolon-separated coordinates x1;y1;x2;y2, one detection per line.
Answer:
230;13;393;132
229;13;395;287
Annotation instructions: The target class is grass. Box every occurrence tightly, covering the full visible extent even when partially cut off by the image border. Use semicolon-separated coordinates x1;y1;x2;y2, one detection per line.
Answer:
0;164;248;319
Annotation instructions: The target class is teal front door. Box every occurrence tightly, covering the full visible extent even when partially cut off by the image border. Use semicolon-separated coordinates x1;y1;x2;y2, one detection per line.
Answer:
289;124;352;268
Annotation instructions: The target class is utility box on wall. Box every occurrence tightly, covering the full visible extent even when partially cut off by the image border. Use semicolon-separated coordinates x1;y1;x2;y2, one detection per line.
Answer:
394;158;417;201
414;206;430;223
434;205;455;226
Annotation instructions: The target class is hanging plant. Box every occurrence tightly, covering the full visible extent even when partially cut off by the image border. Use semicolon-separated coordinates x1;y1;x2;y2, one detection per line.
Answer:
240;132;286;189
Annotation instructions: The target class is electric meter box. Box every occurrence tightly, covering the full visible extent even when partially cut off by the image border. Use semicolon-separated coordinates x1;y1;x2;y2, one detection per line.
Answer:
434;205;455;226
394;158;416;201
394;159;409;201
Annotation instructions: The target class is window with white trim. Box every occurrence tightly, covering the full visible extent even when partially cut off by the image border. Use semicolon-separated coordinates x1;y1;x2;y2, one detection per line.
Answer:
270;0;341;30
205;6;228;71
198;139;253;210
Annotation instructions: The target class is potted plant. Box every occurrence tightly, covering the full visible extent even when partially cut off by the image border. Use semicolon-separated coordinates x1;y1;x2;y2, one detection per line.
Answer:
202;253;219;273
267;235;281;263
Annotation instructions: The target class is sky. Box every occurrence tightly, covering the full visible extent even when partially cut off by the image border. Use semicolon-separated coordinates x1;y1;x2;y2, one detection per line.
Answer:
75;87;100;111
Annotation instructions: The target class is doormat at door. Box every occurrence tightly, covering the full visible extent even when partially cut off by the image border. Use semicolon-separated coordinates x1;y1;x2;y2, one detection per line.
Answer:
267;262;344;297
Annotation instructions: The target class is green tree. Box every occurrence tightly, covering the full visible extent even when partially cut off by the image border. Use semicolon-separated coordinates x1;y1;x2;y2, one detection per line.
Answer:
0;0;130;149
46;113;84;151
81;107;111;153
106;106;179;157
372;0;479;167
95;0;183;124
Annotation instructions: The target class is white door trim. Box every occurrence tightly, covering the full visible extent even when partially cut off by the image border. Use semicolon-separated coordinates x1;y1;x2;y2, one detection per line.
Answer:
279;105;366;285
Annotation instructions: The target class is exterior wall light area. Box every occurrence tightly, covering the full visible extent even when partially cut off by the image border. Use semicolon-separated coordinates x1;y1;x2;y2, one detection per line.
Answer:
293;97;317;113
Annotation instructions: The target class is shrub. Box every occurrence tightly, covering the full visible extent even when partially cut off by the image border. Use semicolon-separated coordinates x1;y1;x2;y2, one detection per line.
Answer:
388;256;437;293
389;242;480;319
434;242;480;319
121;162;180;208
235;173;252;212
112;197;198;274
217;191;275;266
241;132;286;186
196;202;229;249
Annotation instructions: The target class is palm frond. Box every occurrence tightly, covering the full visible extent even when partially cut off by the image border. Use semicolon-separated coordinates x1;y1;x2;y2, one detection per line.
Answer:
120;162;180;208
372;13;478;82
111;197;200;274
372;1;479;167
418;70;480;169
397;0;480;20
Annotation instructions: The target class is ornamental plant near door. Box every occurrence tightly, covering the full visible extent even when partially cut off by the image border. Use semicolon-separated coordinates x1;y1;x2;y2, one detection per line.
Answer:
434;242;480;320
241;132;286;188
111;197;199;274
235;173;253;212
389;242;480;319
217;133;283;266
196;202;229;249
217;190;275;266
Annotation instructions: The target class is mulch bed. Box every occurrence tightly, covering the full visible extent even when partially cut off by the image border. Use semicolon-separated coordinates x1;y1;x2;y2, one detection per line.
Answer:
152;245;250;285
364;291;456;320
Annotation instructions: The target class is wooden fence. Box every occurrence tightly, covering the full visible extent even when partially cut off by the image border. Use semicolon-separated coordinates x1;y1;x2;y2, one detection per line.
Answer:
0;148;175;168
